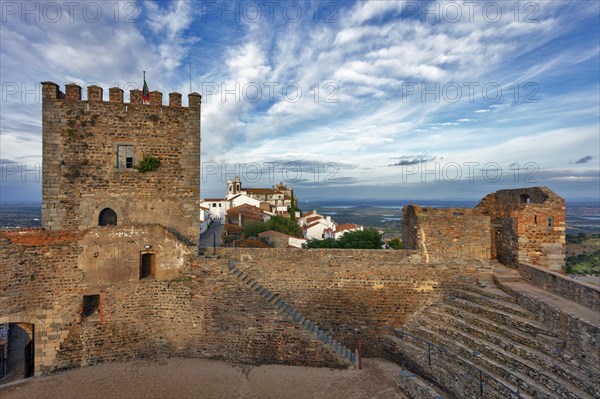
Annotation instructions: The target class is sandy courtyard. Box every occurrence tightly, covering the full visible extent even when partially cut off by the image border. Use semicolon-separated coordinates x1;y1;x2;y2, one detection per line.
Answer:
0;357;408;399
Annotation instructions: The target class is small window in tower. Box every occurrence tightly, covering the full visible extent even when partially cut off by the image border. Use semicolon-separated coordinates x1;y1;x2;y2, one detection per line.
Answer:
520;194;531;204
547;217;554;228
140;253;156;279
82;295;100;321
117;145;135;169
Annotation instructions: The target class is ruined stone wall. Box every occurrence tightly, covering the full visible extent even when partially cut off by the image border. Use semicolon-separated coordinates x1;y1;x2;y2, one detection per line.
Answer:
477;187;565;272
517;262;600;311
0;228;352;374
402;206;491;262
215;248;491;357
41;82;201;245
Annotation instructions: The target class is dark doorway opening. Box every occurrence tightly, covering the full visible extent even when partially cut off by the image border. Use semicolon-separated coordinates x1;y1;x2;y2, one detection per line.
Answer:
82;295;101;321
98;208;117;226
140;253;156;279
0;323;34;383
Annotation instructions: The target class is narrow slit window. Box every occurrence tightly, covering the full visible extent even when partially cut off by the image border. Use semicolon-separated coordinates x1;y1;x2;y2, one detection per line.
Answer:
547;217;554;228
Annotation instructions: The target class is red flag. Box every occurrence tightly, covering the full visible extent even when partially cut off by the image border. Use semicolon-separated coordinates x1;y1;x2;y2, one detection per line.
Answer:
142;77;150;104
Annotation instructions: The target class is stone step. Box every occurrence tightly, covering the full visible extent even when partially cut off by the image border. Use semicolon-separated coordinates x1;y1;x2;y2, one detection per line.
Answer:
438;304;564;354
383;334;525;399
414;314;595;399
397;369;451;399
454;282;520;304
445;297;555;337
427;308;599;395
404;323;568;399
448;289;532;318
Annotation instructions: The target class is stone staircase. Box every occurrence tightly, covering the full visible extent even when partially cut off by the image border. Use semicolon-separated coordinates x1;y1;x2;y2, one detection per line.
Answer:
384;279;599;399
227;261;357;367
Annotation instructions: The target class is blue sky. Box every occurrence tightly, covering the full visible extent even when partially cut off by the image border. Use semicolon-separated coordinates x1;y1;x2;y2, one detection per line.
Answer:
1;0;599;203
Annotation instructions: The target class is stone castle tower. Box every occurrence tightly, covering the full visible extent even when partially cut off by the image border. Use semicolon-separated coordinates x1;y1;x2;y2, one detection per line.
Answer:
40;82;201;244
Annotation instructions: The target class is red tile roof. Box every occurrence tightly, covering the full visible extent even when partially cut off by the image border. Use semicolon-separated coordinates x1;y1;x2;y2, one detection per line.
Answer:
305;221;323;230
258;230;303;239
336;223;360;232
245;188;280;195
300;211;320;219
305;216;322;224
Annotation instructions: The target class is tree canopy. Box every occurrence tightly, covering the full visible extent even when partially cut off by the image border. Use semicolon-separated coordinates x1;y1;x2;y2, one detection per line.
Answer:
243;215;303;238
303;229;383;249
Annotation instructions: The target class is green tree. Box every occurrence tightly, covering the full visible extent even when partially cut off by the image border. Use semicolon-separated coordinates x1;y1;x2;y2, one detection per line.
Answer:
243;220;270;238
303;229;384;249
338;229;383;249
303;238;338;248
289;188;296;221
244;215;303;238
388;237;403;250
267;215;303;237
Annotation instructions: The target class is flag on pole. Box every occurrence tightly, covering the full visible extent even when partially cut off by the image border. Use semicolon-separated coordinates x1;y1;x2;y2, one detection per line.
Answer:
142;71;150;104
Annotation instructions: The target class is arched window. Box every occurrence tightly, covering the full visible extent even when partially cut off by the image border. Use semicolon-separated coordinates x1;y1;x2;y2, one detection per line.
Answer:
520;194;531;204
98;208;117;226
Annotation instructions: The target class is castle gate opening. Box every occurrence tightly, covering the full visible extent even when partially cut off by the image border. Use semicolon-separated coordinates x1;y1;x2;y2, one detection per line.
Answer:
0;323;34;383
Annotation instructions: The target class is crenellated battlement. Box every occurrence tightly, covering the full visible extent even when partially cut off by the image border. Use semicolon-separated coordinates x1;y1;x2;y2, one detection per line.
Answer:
40;79;201;245
41;81;200;108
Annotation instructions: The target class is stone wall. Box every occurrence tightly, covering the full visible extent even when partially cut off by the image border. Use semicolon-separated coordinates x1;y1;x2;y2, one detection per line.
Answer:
402;206;491;263
517;262;600;311
477;187;565;272
214;248;491;357
2;229;376;374
41;82;201;245
494;273;600;374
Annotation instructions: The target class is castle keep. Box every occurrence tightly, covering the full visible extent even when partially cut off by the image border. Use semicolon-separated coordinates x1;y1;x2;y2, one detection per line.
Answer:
41;82;201;245
1;81;598;398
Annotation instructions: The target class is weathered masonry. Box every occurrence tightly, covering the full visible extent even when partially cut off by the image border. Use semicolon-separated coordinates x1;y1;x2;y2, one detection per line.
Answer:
1;81;597;399
41;82;201;245
477;187;566;272
402;186;566;273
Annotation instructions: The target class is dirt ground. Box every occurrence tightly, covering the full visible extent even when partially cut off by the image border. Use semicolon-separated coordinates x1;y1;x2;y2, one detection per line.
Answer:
0;357;408;399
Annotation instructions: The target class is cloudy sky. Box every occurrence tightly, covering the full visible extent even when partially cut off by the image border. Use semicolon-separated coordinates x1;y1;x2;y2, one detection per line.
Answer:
1;0;599;203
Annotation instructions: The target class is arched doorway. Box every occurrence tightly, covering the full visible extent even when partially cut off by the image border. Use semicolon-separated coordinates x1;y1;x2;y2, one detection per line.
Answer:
98;208;117;226
0;323;34;382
